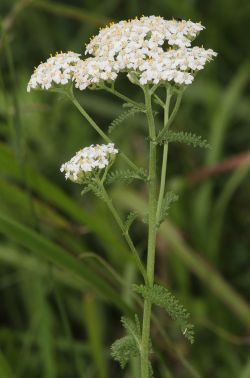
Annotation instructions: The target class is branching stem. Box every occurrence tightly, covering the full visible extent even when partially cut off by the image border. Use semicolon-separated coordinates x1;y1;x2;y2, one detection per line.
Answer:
103;84;145;110
69;92;140;172
156;87;172;225
157;90;183;142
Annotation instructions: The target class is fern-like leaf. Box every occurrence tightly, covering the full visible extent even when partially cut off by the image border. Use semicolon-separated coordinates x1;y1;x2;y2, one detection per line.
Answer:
111;315;142;369
121;315;141;347
80;186;91;197
159;130;210;149
124;212;138;233
111;335;139;368
108;107;143;134
158;191;179;227
133;284;194;343
106;168;148;185
87;182;106;202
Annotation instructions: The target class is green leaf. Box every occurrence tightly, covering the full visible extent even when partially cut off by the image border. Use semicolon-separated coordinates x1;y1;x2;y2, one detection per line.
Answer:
158;191;179;227
80;186;91;196
133;284;194;343
87;182;106;202
111;314;142;369
160;130;210;149
106;168;148;185
111;335;139;369
83;294;108;378
108;107;143;134
124;212;138;233
0;213;131;315
121;315;141;348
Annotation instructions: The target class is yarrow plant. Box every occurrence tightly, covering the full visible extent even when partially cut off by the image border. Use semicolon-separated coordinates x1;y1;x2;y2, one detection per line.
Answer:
28;15;217;377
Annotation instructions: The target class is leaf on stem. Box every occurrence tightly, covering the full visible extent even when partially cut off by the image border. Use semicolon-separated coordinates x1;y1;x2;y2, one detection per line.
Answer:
106;168;148;185
80;186;92;196
87;182;106;202
111;315;141;369
111;335;138;369
158;191;179;227
108;107;143;134
121;315;141;348
159;130;210;149
133;284;194;344
124;211;138;233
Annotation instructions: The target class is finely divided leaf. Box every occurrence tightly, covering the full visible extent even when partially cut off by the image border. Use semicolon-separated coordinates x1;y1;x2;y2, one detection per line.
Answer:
111;314;141;369
87;182;106;202
158;191;179;227
124;212;138;233
108;107;143;134
121;315;141;348
111;335;139;369
80;186;92;196
160;130;210;149
133;284;194;343
106;168;147;185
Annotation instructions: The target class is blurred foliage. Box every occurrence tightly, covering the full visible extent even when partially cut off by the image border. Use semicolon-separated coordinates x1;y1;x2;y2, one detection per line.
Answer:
0;0;250;377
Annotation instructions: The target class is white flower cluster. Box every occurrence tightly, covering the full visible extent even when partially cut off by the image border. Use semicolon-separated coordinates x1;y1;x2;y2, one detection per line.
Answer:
86;16;217;86
60;143;118;183
138;46;217;85
27;52;81;92
74;57;119;90
27;16;217;91
86;16;204;57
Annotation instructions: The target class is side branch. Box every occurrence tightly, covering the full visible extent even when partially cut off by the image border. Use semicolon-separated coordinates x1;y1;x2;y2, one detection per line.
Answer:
69;93;140;172
156;91;183;142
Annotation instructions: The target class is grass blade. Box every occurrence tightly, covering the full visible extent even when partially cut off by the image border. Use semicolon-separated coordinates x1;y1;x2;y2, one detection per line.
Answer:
0;213;131;315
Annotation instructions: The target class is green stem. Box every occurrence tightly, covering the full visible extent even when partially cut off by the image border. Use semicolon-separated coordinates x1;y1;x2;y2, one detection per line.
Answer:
157;90;183;142
69;93;139;172
156;87;172;224
103;85;145;110
100;183;147;283
140;86;157;378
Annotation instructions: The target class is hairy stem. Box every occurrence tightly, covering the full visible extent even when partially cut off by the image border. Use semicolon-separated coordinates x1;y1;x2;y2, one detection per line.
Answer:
141;86;157;378
156;87;172;224
100;183;147;283
69;93;140;172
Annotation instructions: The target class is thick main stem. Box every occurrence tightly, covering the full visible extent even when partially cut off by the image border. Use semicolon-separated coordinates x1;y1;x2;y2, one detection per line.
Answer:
141;87;157;378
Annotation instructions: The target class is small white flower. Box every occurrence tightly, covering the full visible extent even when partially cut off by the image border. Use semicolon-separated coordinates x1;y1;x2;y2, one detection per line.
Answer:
60;143;118;184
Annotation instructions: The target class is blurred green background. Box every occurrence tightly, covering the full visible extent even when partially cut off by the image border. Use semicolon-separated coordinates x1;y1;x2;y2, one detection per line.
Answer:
0;0;250;377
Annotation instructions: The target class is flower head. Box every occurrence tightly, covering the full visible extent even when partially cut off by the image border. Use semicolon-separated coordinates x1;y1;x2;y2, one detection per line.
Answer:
60;143;118;184
27;16;217;93
27;51;81;92
85;16;217;87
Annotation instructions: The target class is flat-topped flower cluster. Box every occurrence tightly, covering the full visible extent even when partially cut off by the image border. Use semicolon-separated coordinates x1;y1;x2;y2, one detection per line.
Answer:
60;143;118;183
27;52;81;92
27;16;217;91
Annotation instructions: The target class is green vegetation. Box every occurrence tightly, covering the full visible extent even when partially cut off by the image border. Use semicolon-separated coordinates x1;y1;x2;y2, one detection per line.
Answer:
0;1;250;377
